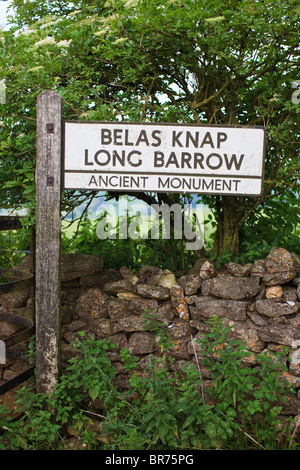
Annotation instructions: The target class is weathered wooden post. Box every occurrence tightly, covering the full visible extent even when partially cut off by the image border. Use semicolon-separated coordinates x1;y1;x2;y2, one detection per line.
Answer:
36;90;62;395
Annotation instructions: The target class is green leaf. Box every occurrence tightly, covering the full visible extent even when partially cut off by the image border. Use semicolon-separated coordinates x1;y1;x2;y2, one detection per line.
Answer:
204;422;217;439
89;385;99;401
182;415;196;429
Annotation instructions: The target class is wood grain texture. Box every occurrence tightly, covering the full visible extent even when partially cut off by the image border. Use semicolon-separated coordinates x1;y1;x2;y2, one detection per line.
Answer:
36;90;62;394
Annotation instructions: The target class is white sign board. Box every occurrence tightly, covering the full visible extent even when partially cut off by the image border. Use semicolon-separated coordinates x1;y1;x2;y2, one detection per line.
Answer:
63;122;265;195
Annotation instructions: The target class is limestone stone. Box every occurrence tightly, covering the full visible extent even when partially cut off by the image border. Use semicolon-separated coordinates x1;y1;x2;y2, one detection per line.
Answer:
128;332;155;355
287;315;300;327
136;354;161;371
128;298;159;316
138;266;163;286
201;279;212;296
266;285;283;299
167;319;197;339
282;286;299;303
189;319;211;333
258;325;300;346
103;279;135;294
199;260;216;280
225;262;253;277
61;303;75;325
62;287;82;303
135;283;170;300
157;270;177;289
156;301;177;320
226;322;266;352
202;274;261;300
289;341;300;376
3;359;29;381
89;318;114;337
256;298;300;317
67;320;87;332
251;259;267;279
189;297;248;321
262;247;298;286
106;334;128;350
170;285;190;321
177;273;202;295
289;362;300;377
0;288;30;309
0;320;23;340
278;394;300;416
61;342;76;363
113;374;130;390
119;266;139;285
106;298;129;321
79;271;122;288
114;315;145;333
75;289;109;320
166;337;192;360
116;292;142;300
107;352;121;362
114;362;126;374
190;257;209;273
3;255;31;280
61;254;104;282
293;276;300;286
247;310;268;326
291;252;300;273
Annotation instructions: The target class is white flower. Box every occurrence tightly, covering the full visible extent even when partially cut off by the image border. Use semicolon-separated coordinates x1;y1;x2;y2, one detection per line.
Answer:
124;0;138;6
20;29;37;36
68;10;81;16
0;80;5;105
34;36;56;46
55;39;72;48
113;37;127;44
95;26;110;36
40;18;63;28
28;66;44;72
270;94;280;102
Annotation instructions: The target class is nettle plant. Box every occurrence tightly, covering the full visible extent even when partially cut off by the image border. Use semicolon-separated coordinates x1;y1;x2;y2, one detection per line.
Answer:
0;317;296;450
106;315;295;450
194;317;294;448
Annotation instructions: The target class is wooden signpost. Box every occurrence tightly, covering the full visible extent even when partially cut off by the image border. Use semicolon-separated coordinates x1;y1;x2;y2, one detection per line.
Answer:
35;90;265;394
36;91;62;394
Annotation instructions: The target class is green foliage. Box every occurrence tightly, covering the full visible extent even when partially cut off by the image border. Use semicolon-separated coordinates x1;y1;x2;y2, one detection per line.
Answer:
61;210;197;272
196;316;294;449
210;247;233;269
0;227;31;272
0;334;119;449
2;316;296;450
61;211;145;271
239;191;300;260
0;0;299;256
103;316;296;450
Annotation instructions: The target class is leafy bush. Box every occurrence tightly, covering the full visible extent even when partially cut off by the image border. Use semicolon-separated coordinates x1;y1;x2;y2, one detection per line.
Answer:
0;226;31;274
61;211;197;272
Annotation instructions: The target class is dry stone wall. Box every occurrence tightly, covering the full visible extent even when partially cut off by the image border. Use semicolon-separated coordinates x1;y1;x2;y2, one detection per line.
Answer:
1;247;300;419
58;246;300;418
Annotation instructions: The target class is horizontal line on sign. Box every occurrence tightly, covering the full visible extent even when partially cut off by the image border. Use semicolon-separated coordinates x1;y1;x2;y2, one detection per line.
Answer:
63;170;262;179
62;186;263;197
63;120;266;131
